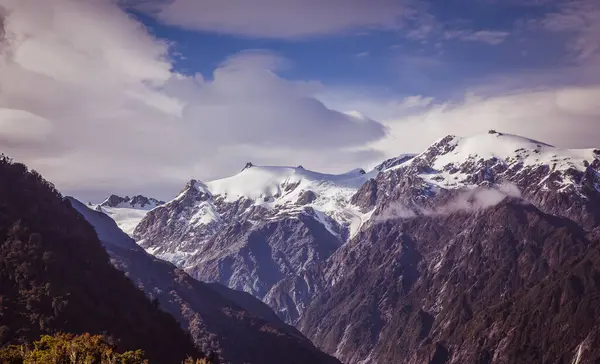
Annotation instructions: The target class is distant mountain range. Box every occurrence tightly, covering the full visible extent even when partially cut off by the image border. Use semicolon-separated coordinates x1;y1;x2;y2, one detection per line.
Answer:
4;130;600;363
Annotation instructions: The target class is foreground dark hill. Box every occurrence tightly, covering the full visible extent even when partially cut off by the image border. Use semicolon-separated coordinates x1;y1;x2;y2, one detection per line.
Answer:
67;197;341;364
0;156;200;363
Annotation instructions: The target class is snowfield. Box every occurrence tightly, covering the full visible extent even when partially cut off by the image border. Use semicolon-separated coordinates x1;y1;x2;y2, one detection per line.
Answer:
95;206;152;236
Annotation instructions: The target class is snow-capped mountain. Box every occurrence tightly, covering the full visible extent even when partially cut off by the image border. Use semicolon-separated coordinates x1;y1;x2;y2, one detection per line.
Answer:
133;165;374;300
95;194;165;235
406;130;597;191
353;130;600;228
133;131;600;326
372;153;416;172
269;131;600;322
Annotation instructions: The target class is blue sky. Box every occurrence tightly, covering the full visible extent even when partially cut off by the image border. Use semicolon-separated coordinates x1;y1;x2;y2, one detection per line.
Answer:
0;0;598;200
134;0;584;103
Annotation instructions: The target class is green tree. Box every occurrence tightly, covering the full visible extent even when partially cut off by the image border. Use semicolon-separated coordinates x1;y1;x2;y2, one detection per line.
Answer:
0;333;148;364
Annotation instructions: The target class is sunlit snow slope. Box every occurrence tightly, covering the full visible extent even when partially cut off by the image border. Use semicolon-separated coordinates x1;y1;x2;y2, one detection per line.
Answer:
93;194;164;236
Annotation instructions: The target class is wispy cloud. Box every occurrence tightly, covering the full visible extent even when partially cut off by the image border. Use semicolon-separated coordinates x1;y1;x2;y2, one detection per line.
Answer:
399;4;510;46
538;0;600;62
376;183;522;222
444;29;510;45
141;0;414;39
400;95;434;108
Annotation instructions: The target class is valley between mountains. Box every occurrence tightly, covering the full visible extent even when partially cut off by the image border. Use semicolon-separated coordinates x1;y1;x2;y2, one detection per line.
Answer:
87;130;600;363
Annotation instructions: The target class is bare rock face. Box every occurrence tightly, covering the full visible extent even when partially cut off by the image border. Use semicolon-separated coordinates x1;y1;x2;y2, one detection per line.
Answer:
297;190;318;205
350;178;378;211
134;187;343;298
183;212;341;298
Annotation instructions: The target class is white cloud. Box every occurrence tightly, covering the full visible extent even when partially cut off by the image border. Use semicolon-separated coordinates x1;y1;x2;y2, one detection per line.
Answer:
161;50;386;151
435;183;522;214
0;0;387;200
371;85;600;161
145;0;412;39
376;183;523;222
3;0;172;85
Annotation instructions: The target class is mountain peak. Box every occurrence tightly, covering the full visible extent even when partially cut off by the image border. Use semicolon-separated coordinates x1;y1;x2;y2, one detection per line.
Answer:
373;154;416;172
242;162;254;171
100;194;164;210
205;164;369;204
182;179;211;195
101;194;125;207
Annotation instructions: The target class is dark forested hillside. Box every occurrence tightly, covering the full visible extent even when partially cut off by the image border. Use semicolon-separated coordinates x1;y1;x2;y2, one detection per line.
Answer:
0;156;201;363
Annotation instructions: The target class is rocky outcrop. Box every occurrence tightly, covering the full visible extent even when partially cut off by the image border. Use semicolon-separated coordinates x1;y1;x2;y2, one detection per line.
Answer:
297;190;318;205
101;194;165;209
373;154;416;172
